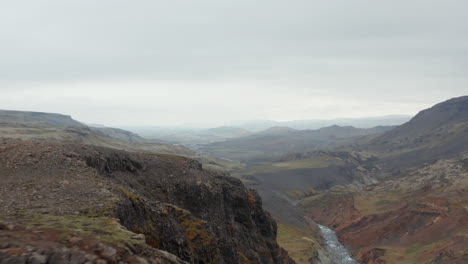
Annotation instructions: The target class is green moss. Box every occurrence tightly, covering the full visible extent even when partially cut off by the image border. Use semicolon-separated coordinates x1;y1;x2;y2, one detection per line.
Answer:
286;188;319;199
117;186;140;201
238;252;250;263
5;213;144;248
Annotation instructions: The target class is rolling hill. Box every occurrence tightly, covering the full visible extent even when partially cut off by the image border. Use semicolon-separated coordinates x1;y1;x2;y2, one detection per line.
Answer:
201;125;394;162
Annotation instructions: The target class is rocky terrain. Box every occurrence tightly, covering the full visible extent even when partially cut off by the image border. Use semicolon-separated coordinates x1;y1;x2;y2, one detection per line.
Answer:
300;153;468;263
1;96;467;264
0;140;295;264
0;110;243;173
0;122;201;161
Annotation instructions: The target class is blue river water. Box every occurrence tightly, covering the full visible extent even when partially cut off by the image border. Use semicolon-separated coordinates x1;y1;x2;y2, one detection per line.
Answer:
318;225;360;264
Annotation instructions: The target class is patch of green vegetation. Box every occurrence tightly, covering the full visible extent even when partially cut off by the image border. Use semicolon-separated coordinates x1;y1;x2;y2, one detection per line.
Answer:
286;188;319;199
353;191;408;215
276;222;318;264
230;174;258;185
117;186;140;201
6;213;144;247
298;193;327;209
144;152;184;159
238;252;250;264
197;154;246;173
405;244;424;256
236;156;345;177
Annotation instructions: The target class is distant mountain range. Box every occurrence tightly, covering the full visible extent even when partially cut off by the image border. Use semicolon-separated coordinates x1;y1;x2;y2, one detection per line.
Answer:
226;115;412;131
201;125;395;162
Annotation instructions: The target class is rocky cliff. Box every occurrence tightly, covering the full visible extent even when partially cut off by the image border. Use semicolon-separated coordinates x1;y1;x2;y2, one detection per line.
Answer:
0;140;295;264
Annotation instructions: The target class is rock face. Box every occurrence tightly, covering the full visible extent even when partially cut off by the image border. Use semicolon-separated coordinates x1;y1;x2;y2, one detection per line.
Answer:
0;140;295;264
0;223;187;264
83;146;295;264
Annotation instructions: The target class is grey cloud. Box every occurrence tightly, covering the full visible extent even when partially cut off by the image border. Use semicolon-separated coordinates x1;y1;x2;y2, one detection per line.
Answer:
1;0;467;81
0;1;467;125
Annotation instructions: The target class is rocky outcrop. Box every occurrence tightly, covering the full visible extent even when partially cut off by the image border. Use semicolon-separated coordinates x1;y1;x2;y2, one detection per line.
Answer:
81;146;295;264
0;141;295;264
0;222;187;264
358;248;386;264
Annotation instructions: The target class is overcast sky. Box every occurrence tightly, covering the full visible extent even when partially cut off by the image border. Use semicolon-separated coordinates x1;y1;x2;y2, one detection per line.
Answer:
1;0;467;127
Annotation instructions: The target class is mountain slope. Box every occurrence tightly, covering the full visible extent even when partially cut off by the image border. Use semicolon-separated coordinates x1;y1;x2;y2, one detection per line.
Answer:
299;152;468;263
90;126;148;143
365;96;468;168
292;96;468;263
0;141;295;264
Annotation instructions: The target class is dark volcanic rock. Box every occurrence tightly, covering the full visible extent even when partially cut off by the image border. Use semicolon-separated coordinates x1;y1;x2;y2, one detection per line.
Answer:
88;149;295;264
0;142;295;264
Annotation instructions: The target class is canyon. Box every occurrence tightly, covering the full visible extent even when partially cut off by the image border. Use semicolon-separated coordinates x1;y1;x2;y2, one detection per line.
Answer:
0;96;467;263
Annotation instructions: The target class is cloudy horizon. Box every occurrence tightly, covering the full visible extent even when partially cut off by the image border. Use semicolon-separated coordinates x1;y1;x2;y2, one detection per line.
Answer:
1;0;467;126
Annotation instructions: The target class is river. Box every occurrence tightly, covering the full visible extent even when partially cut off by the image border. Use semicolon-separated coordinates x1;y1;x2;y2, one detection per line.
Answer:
318;225;360;264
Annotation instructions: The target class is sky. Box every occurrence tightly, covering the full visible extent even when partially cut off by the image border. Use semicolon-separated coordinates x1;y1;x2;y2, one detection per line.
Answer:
0;0;467;127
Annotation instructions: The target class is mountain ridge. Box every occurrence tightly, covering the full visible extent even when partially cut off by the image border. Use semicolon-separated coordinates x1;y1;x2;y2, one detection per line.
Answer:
0;109;85;127
363;95;468;168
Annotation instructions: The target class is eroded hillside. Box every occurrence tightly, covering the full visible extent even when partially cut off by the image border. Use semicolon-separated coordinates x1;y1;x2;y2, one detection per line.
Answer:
299;153;468;263
0;140;295;264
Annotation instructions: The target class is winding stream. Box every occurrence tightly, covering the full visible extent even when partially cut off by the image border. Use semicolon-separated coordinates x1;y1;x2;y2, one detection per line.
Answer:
318;225;360;264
